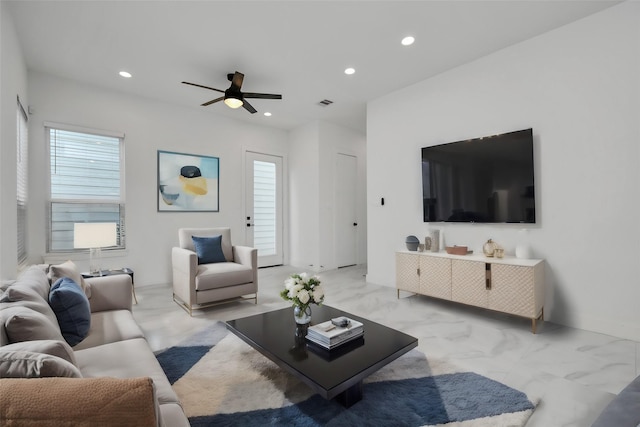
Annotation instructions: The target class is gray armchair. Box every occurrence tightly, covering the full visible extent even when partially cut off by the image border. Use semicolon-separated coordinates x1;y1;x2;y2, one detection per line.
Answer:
172;227;257;315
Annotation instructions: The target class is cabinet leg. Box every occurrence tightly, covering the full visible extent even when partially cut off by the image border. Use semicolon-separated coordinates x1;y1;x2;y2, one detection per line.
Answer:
531;308;544;334
397;289;400;299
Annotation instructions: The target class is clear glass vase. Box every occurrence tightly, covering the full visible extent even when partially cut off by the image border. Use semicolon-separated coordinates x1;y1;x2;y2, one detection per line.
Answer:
293;305;311;325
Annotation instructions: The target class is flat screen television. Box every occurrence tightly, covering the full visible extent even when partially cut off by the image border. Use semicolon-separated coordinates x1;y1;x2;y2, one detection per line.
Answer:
421;128;535;223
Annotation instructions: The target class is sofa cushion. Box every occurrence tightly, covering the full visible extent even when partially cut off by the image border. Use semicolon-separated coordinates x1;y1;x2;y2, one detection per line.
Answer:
192;235;226;264
49;278;91;347
195;262;254;291
160;403;191;427
48;260;91;298
72;309;145;351
75;338;179;405
0;350;82;378
2;305;64;344
7;266;51;301
0;377;157;426
0;286;60;327
1;339;77;366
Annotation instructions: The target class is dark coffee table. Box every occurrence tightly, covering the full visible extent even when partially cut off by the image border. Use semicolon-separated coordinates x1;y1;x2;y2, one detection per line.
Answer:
226;305;417;407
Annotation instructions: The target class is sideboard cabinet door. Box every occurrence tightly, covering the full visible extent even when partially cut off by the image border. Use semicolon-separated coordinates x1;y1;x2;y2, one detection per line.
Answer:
420;256;452;300
451;259;488;308
489;264;538;317
396;252;419;293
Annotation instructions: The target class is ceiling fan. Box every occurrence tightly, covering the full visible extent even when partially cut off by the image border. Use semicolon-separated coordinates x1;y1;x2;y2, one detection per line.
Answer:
182;71;282;114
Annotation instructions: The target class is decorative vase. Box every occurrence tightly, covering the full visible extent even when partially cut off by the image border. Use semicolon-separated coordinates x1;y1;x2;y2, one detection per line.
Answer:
515;244;531;259
483;239;497;257
293;305;311;325
515;229;531;259
430;230;440;252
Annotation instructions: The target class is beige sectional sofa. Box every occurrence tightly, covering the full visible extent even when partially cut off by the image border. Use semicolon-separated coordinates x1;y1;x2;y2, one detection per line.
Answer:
0;265;189;427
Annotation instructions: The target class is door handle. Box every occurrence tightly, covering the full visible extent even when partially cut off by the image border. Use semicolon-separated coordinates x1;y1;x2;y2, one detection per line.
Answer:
353;223;358;226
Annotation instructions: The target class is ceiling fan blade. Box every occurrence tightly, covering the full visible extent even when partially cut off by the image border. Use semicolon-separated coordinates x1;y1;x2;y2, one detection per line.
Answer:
243;92;282;100
230;72;244;91
242;100;257;114
182;81;224;93
201;96;224;107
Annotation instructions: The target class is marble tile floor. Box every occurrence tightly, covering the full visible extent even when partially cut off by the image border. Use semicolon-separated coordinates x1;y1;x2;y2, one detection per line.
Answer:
132;265;639;427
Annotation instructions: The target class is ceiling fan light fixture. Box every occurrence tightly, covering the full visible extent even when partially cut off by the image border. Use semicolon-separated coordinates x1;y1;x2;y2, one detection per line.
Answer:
224;97;243;109
224;88;243;109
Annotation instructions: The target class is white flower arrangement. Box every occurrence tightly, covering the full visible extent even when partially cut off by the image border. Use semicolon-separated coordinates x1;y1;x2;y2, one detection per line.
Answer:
280;273;324;310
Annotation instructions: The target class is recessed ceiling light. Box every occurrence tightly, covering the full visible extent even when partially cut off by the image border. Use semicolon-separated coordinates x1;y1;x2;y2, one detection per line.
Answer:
264;112;272;117
344;67;355;75
401;36;415;46
119;71;132;78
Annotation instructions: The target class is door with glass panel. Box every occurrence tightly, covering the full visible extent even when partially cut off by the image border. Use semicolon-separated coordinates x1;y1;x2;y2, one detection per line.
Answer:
245;152;283;267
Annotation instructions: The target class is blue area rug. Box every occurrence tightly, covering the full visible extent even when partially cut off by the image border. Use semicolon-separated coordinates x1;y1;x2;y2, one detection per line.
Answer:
156;322;538;426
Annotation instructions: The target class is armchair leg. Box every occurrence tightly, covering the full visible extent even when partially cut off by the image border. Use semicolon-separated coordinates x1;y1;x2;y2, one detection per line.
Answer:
173;292;258;315
173;294;193;317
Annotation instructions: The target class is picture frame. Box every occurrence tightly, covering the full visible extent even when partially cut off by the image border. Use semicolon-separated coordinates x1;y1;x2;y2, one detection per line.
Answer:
157;150;219;212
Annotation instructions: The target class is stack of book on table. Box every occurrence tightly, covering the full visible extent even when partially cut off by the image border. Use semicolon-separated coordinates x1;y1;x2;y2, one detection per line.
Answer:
306;317;364;350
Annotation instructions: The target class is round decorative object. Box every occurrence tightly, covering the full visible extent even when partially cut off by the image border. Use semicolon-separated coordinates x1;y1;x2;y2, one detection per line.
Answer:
483;239;497;257
294;305;311;325
405;235;420;251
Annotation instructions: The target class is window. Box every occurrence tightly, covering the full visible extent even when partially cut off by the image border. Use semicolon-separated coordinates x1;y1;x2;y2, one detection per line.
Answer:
17;97;28;265
46;124;125;252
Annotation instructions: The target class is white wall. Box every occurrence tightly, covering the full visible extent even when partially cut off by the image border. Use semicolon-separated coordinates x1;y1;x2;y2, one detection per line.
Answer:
367;2;640;340
0;3;29;280
318;122;367;269
289;121;367;272
289;122;321;269
26;71;289;286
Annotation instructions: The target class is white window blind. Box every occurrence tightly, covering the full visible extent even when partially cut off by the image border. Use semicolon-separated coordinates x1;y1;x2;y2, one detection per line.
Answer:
17;97;28;265
253;160;277;256
47;125;125;252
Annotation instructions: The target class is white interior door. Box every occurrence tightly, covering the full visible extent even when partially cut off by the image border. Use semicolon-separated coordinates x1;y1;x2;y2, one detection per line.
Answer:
245;152;283;267
335;153;358;268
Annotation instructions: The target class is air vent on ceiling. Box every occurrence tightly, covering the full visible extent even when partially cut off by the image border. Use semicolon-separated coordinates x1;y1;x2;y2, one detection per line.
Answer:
318;99;334;107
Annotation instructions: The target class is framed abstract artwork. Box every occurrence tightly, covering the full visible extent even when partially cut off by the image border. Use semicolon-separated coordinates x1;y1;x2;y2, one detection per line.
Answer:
157;150;219;212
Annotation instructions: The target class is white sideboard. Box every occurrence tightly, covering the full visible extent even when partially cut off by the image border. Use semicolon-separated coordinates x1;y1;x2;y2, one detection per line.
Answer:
396;251;545;333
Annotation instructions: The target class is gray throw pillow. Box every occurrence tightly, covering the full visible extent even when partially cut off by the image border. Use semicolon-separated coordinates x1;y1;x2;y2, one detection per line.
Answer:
1;339;77;366
2;305;64;344
0;286;60;326
0;350;82;378
12;266;51;301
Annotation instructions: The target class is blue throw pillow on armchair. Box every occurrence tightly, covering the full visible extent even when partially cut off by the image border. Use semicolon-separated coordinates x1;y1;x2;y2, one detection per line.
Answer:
49;277;91;347
192;235;227;264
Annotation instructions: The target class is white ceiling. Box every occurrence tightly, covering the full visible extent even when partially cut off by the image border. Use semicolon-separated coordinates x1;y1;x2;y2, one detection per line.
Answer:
6;0;621;134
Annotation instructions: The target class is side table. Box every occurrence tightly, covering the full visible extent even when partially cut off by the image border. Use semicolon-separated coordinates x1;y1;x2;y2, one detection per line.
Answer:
81;268;137;304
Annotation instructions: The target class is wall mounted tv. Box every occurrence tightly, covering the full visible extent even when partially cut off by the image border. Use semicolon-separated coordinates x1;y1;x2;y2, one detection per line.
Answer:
421;128;535;223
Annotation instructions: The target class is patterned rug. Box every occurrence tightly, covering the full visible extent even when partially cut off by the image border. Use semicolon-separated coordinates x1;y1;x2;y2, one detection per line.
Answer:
156;322;538;426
